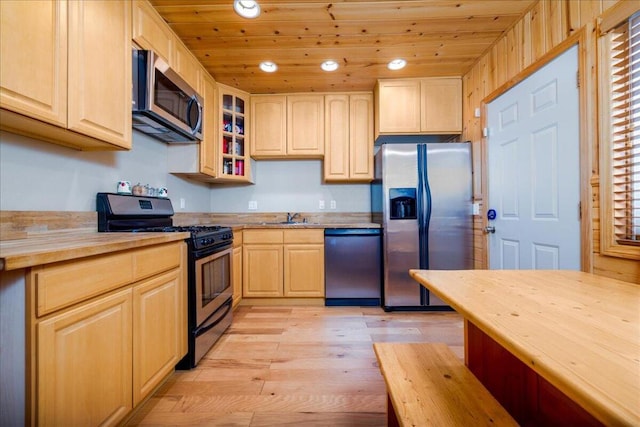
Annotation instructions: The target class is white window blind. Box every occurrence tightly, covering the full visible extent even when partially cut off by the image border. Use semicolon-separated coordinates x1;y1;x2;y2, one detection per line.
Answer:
607;11;640;246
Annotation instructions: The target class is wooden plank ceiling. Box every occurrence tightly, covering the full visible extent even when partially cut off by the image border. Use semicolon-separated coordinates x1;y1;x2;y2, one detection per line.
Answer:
150;0;536;94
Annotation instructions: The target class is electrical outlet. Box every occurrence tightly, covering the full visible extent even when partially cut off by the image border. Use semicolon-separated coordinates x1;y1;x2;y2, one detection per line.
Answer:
179;198;186;209
330;200;336;209
248;200;258;210
319;200;325;209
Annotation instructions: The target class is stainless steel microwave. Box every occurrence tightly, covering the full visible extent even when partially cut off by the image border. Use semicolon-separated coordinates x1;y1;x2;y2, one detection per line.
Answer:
132;49;203;143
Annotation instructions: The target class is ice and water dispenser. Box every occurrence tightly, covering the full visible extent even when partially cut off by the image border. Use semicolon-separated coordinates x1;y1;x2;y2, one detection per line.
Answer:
389;188;417;220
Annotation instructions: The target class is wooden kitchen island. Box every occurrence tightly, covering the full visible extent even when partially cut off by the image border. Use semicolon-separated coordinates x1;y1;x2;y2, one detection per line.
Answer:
409;269;640;427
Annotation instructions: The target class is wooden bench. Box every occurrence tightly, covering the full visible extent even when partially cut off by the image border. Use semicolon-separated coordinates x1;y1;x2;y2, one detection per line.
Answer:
373;342;518;426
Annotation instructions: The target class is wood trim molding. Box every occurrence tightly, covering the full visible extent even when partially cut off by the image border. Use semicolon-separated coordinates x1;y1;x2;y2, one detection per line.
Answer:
599;0;640;35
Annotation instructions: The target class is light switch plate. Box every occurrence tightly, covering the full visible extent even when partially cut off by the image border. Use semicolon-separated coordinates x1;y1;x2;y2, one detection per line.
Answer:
330;200;336;209
319;200;325;209
248;200;258;210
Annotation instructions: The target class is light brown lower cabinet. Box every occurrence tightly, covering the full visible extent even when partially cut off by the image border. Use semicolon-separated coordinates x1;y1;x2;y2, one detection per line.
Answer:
29;241;186;426
232;231;243;307
243;229;324;298
132;269;183;406
37;288;133;426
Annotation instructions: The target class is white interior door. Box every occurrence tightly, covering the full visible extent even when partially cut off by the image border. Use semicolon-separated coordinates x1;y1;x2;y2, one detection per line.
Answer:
487;45;580;270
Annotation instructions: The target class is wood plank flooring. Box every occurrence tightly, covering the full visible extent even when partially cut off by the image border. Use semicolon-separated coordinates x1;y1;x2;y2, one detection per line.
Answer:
127;305;463;426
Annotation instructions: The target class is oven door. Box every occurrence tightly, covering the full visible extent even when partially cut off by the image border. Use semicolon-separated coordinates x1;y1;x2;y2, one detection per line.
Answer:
194;246;233;326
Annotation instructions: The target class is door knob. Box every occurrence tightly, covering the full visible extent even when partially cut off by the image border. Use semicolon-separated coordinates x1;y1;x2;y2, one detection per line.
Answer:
483;225;496;234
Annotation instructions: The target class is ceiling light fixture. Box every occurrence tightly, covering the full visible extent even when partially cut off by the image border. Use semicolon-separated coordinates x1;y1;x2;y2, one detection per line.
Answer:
234;0;261;19
388;58;407;71
321;60;339;72
259;61;278;73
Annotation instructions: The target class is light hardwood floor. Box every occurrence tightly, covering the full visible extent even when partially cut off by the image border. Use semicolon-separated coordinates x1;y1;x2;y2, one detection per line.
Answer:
128;305;463;426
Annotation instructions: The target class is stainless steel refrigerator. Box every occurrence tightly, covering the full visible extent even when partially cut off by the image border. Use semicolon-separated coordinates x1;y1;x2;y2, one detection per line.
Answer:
371;142;473;310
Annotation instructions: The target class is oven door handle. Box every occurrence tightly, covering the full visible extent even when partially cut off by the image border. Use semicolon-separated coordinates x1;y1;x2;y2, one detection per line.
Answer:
194;299;232;337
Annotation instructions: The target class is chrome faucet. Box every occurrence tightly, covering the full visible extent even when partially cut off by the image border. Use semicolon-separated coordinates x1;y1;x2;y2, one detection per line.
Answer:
287;212;300;223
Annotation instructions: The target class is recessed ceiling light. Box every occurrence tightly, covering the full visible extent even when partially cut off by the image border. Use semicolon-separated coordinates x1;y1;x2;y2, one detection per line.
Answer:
388;58;407;71
234;0;260;19
321;60;339;72
259;61;278;73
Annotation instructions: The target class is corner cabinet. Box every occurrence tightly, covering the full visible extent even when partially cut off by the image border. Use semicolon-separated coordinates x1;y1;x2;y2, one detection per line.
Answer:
219;84;252;182
375;77;462;137
324;93;374;182
243;229;324;299
29;242;186;426
0;0;131;150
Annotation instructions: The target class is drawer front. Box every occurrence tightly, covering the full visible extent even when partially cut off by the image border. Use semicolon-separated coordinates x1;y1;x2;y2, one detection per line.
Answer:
34;252;134;317
283;229;324;244
133;242;182;281
243;229;284;244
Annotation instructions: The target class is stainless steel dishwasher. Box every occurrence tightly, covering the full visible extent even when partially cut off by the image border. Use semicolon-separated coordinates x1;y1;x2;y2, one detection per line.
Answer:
324;228;382;306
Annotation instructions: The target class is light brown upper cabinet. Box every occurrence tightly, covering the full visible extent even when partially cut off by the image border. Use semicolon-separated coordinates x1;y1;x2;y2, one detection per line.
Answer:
420;78;462;133
287;95;324;157
251;94;324;159
251;95;287;157
0;0;131;150
324;93;374;182
132;0;173;63
132;0;201;96
375;77;462;138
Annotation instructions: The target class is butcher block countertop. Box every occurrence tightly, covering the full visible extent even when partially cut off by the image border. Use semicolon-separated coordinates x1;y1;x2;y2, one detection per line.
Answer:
0;230;190;271
240;222;380;229
409;269;640;427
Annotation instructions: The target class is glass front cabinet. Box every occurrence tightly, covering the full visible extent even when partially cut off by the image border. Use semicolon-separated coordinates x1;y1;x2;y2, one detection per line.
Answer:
219;84;251;182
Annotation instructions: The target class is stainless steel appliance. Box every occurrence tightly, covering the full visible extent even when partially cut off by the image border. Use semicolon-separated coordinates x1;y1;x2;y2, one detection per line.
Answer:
96;193;232;368
132;49;203;143
371;142;473;310
324;228;382;306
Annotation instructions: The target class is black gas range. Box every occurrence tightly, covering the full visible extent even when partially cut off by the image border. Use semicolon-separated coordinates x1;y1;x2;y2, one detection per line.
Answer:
97;192;234;369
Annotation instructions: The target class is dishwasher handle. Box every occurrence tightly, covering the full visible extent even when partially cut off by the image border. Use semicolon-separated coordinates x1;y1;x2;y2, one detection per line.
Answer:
324;228;381;237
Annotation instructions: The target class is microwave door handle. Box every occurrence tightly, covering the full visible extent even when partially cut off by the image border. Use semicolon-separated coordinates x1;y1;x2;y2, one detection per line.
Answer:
187;95;203;134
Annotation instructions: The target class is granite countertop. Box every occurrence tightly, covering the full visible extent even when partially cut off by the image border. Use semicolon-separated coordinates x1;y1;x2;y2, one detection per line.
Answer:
0;230;190;271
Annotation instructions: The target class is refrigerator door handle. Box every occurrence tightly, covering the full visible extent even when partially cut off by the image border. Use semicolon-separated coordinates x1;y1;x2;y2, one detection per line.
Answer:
417;144;432;270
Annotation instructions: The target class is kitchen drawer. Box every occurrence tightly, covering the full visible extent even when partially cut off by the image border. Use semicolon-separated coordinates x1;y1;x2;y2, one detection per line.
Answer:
33;252;134;317
133;242;182;281
284;229;324;244
243;230;284;244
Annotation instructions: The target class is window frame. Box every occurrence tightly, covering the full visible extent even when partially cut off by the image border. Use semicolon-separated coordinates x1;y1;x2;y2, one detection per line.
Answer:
598;2;640;260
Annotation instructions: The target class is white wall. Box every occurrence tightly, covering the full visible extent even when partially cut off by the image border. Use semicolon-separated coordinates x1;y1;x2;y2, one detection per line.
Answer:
210;160;370;213
0;131;371;213
0;131;211;212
